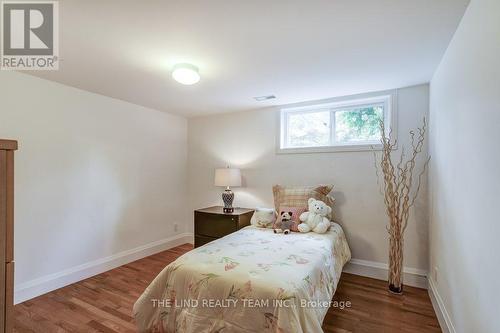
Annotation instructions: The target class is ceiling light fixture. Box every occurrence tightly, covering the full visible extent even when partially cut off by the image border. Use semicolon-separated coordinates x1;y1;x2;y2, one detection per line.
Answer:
172;63;200;85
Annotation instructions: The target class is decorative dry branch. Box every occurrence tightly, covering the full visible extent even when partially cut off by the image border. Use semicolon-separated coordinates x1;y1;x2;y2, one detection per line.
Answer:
374;118;430;293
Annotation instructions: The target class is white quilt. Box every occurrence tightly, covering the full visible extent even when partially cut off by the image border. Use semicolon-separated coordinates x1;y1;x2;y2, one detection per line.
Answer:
133;224;351;333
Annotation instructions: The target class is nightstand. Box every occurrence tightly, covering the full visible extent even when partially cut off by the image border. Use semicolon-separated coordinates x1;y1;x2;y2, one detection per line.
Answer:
194;206;254;248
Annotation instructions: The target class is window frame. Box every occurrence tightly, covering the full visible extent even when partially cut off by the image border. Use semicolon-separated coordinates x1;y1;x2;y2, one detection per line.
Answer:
277;90;398;154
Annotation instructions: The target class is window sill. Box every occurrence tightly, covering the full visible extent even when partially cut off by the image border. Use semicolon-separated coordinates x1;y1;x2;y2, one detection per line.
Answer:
276;144;383;154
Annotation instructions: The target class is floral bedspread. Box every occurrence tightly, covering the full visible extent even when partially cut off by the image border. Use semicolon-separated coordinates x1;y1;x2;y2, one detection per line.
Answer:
133;224;351;333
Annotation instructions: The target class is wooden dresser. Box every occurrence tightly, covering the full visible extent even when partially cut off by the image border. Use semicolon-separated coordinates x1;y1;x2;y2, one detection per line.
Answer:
194;206;254;248
0;140;16;333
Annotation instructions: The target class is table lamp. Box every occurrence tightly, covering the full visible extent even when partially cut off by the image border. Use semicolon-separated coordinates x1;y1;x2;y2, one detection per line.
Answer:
214;167;241;213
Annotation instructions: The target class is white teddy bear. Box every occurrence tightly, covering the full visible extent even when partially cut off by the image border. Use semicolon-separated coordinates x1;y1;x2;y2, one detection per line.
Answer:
250;208;276;228
297;198;331;234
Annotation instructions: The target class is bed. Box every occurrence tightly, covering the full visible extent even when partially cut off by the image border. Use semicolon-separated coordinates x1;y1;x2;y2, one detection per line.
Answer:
133;224;351;333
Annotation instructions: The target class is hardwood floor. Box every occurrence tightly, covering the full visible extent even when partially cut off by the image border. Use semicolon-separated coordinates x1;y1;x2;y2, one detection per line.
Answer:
14;244;440;333
326;274;441;332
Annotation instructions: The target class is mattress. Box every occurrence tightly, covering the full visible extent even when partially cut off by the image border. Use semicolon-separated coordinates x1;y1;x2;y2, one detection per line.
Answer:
133;224;351;332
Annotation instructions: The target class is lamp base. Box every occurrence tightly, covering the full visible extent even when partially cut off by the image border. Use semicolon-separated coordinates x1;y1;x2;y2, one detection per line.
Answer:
222;189;234;213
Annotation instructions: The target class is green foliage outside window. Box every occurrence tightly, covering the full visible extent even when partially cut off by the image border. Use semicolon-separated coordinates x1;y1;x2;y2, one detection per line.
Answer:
335;106;383;143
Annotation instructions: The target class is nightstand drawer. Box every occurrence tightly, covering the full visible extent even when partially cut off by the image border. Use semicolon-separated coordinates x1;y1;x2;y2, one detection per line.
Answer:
195;212;236;238
195;235;217;248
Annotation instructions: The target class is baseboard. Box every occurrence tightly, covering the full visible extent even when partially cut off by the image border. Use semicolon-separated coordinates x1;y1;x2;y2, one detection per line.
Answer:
428;277;455;333
343;258;428;289
14;232;194;304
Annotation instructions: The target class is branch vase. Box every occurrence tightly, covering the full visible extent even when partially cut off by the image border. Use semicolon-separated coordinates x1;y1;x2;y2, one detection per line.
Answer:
388;227;404;294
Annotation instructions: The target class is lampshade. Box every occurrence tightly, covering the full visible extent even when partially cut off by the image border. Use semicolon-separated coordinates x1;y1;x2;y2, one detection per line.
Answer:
214;168;241;187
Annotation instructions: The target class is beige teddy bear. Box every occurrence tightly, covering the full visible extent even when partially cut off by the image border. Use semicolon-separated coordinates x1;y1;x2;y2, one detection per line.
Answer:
297;198;331;234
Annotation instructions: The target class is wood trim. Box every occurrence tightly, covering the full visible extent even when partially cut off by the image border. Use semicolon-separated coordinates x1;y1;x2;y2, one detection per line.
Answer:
0;140;17;333
0;141;17;151
0;150;6;333
5;151;13;263
5;263;13;333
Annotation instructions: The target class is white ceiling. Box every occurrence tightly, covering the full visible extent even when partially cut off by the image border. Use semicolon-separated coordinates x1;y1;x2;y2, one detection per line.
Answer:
28;0;469;117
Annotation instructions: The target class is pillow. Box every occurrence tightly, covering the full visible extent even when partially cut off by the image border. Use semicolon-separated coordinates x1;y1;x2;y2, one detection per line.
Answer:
273;206;307;232
250;207;276;228
272;185;335;220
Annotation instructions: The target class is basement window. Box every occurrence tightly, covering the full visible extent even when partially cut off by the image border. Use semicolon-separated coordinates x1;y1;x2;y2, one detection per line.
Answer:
278;90;397;153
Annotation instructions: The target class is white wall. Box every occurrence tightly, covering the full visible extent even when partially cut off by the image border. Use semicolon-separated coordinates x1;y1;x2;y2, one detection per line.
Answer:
429;0;500;332
188;84;429;273
0;71;189;302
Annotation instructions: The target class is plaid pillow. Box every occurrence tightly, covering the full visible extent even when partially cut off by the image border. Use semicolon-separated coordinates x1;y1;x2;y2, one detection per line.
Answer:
272;185;335;220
